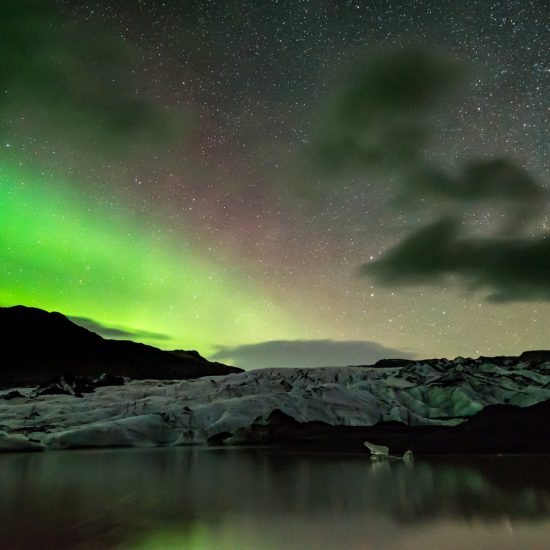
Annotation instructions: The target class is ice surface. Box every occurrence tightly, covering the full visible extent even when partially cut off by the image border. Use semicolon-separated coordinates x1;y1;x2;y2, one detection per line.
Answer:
0;430;44;452
2;359;550;451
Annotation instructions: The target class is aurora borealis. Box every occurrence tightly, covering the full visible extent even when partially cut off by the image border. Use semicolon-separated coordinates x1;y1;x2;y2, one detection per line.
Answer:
0;162;306;353
1;1;549;367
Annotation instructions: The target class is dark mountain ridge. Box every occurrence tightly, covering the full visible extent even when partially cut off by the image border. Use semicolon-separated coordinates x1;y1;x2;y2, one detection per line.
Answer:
0;305;241;386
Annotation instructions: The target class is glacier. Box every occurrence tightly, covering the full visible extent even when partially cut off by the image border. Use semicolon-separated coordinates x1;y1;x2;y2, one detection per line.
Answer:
2;357;550;451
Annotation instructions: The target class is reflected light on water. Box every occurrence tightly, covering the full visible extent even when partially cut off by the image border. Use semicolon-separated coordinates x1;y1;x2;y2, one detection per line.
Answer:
1;448;550;549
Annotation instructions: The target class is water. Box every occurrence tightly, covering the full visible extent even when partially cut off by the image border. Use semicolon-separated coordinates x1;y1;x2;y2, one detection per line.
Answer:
2;448;550;549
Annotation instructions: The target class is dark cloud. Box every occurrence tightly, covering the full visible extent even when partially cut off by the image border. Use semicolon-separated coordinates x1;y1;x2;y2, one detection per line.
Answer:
402;158;548;234
313;47;463;172
211;339;415;370
69;316;170;341
410;158;544;204
0;0;181;148
364;217;550;302
316;47;549;302
365;155;550;301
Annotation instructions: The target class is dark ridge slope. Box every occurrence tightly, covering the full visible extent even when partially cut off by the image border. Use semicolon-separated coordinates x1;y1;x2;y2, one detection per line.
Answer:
0;305;241;386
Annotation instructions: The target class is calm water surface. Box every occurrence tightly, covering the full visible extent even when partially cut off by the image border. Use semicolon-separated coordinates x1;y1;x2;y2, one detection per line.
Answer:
2;447;550;549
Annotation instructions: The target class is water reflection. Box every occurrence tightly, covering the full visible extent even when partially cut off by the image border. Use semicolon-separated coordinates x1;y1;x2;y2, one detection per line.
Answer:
1;448;550;549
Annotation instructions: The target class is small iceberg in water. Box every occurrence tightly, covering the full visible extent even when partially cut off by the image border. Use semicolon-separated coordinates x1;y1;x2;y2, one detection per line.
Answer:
364;441;414;465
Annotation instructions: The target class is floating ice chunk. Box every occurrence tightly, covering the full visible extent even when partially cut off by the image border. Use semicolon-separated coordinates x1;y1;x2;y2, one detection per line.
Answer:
363;441;389;457
364;440;414;464
402;450;414;465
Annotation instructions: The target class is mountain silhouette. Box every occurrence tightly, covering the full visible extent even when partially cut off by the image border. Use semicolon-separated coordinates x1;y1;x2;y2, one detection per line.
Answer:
0;305;241;386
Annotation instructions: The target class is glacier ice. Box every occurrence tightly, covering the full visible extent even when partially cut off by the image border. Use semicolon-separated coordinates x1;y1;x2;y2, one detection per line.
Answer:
2;358;550;451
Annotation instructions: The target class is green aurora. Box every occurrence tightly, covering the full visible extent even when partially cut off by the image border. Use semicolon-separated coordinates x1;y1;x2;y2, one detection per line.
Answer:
2;1;549;366
0;162;301;355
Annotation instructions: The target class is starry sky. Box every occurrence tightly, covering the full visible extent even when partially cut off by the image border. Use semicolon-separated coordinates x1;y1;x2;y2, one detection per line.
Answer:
1;1;549;368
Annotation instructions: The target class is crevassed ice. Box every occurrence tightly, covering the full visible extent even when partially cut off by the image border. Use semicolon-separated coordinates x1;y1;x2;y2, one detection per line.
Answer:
1;360;550;450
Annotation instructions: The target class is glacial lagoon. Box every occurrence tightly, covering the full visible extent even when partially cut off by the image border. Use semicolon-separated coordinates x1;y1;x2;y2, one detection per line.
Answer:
2;448;550;549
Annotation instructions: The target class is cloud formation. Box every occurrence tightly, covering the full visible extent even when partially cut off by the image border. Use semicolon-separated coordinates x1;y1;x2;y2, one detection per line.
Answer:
0;0;180;148
211;339;415;370
364;217;550;301
69;316;170;341
410;158;544;205
314;47;462;171
403;158;547;234
317;47;549;302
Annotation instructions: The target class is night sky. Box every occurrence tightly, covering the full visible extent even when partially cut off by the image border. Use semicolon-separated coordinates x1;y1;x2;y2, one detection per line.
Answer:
1;1;549;368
